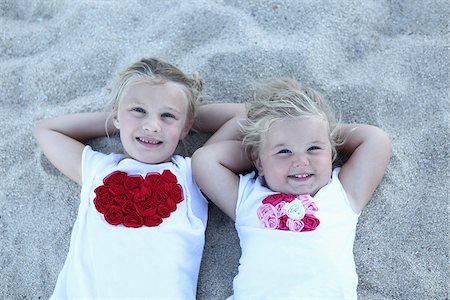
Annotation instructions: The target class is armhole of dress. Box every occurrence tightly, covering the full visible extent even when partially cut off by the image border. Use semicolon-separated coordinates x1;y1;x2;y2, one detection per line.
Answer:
80;146;94;203
80;146;123;203
236;172;256;217
333;168;360;217
173;155;208;226
81;146;93;186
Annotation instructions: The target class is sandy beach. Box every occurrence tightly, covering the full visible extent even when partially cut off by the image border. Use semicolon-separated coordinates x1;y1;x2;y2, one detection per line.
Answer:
0;1;448;299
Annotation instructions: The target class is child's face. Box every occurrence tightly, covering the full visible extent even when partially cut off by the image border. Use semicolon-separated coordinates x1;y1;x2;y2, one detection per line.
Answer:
113;80;191;164
255;117;333;196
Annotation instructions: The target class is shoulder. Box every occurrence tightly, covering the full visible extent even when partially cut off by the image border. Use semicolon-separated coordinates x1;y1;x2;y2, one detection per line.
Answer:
172;155;190;168
316;167;359;216
318;167;344;194
237;172;271;204
81;146;124;184
238;171;259;190
171;155;208;215
171;155;201;189
82;145;124;163
171;155;193;178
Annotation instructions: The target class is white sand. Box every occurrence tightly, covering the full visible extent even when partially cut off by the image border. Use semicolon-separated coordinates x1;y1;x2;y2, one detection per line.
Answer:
0;1;448;299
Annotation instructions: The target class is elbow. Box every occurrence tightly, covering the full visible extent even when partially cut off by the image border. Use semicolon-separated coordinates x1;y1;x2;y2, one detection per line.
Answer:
192;146;208;177
34;118;56;147
374;127;392;162
192;144;224;177
33;119;46;144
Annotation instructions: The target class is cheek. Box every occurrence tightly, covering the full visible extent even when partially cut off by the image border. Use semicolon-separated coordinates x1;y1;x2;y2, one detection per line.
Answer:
181;119;193;137
116;114;136;130
179;124;191;139
166;124;186;141
316;157;332;178
260;159;282;177
262;172;283;193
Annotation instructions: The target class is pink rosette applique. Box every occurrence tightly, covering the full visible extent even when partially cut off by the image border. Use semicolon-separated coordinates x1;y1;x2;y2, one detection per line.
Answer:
256;204;279;229
286;218;304;232
93;170;183;228
274;201;287;218
257;193;320;232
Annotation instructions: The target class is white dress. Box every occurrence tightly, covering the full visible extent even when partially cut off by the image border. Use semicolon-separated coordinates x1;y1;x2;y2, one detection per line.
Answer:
231;168;360;300
50;146;208;299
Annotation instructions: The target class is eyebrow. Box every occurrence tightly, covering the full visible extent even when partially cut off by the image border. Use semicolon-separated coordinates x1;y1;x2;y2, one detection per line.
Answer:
162;105;183;114
128;99;183;114
272;143;288;149
271;140;328;148
310;140;329;145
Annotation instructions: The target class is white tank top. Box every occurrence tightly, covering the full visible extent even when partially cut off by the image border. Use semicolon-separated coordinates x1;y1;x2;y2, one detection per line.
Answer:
232;168;359;299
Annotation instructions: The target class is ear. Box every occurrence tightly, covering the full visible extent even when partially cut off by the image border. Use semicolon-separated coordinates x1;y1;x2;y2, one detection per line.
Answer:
112;106;120;129
254;156;264;176
180;120;194;139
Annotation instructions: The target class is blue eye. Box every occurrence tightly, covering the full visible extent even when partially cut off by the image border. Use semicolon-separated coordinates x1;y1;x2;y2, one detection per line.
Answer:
161;112;176;119
277;149;291;154
308;146;321;151
132;107;146;113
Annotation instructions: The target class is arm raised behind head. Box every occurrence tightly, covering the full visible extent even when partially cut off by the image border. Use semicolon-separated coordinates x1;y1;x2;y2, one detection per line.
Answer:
337;124;392;213
192;140;253;220
34;112;117;186
194;103;246;144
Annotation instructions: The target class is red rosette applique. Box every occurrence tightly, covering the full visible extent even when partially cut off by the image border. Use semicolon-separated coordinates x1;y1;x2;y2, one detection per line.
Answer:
93;170;183;228
256;193;320;232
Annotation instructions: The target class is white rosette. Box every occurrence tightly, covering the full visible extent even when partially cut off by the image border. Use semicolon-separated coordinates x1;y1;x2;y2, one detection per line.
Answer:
283;198;306;220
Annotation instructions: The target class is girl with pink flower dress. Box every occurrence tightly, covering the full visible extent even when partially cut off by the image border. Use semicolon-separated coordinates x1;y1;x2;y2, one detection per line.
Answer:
192;78;391;299
34;57;243;299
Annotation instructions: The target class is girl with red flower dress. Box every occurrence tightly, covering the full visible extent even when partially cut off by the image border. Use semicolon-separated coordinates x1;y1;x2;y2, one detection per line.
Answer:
34;57;243;299
192;78;391;299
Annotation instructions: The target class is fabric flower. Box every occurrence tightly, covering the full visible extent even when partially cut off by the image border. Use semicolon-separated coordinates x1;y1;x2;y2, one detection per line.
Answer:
302;214;320;231
298;194;319;214
274;201;287;218
104;206;123;225
284;199;306;220
123;211;144;228
104;171;128;187
262;194;295;206
257;204;279;229
93;169;183;228
124;175;143;193
257;193;320;233
286;218;304;232
278;215;289;231
94;188;115;214
143;215;163;227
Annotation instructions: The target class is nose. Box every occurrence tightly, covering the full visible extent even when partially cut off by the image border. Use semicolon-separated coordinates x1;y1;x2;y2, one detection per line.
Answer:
292;155;309;167
142;116;161;132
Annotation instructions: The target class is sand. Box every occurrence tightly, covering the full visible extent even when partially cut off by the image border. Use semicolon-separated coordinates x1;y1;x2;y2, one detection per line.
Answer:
0;0;448;299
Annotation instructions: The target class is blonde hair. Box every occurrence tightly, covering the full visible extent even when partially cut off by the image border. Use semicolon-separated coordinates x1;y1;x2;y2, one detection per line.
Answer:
110;58;203;122
241;78;341;161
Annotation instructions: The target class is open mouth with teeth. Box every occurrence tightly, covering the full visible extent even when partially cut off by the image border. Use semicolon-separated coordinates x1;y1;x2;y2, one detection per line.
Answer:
137;137;162;145
288;173;312;180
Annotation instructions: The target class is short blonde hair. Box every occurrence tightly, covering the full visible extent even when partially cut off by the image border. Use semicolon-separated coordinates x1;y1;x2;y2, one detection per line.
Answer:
110;58;203;122
241;78;340;161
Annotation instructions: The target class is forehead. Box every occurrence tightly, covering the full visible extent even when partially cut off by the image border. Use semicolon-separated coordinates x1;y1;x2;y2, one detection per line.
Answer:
263;117;330;147
121;80;189;108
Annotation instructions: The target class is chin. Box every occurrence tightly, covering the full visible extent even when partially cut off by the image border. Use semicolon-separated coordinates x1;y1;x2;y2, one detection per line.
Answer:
294;187;318;196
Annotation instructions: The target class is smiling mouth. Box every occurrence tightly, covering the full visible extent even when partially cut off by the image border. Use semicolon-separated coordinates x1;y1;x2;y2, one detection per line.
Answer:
289;173;312;180
137;137;162;145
